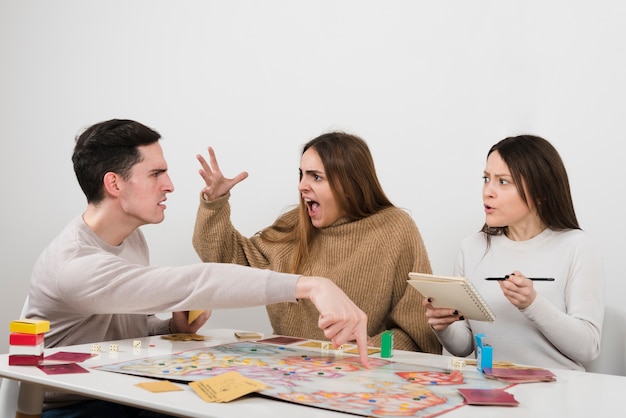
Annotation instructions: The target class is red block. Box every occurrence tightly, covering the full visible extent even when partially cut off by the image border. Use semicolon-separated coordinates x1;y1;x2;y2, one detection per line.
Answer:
9;332;45;346
8;354;44;366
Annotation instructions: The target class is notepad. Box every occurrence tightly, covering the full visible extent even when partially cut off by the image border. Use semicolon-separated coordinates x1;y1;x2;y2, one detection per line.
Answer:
408;272;495;322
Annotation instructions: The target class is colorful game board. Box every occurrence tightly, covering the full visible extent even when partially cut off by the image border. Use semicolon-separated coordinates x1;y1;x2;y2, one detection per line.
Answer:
94;339;511;417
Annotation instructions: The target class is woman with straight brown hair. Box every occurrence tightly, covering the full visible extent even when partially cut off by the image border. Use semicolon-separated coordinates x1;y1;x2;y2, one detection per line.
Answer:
423;135;604;370
193;132;441;354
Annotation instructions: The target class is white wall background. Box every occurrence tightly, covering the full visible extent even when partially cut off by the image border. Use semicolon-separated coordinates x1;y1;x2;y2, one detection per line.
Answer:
1;1;624;375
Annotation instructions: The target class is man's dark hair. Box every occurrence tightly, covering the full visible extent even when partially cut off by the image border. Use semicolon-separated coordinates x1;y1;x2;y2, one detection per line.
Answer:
72;119;161;203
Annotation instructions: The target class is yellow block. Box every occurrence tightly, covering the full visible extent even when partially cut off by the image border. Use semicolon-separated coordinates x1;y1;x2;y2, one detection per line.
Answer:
10;319;50;334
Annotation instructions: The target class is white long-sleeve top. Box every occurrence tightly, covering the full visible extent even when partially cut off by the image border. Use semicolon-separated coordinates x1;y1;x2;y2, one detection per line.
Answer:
434;228;604;371
27;215;299;348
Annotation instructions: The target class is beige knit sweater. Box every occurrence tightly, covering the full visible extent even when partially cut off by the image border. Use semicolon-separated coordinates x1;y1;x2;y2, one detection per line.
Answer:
193;193;442;354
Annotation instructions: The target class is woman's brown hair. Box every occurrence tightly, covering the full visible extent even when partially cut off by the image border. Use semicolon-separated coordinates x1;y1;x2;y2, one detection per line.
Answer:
482;135;580;242
261;132;394;272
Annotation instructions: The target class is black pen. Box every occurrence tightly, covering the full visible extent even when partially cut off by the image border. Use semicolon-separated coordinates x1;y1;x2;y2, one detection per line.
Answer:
485;275;555;281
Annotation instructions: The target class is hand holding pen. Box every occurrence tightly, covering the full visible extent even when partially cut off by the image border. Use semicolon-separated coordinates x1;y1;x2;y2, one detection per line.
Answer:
486;271;542;309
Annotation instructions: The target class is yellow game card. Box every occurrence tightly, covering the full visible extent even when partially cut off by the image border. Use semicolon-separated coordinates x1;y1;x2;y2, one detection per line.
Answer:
298;341;325;349
188;310;204;324
234;331;263;340
344;346;381;355
189;371;266;403
161;333;206;341
135;380;184;393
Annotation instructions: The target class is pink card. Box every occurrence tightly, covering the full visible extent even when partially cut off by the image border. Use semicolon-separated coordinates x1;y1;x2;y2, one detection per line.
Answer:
483;367;556;383
458;388;519;406
38;363;89;375
484;367;555;378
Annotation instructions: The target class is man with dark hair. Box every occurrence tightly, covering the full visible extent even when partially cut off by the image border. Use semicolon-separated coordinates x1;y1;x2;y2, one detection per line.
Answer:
27;119;369;417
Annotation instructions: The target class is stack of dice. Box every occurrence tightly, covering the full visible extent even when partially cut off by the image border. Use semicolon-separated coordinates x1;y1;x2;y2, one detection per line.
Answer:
8;319;50;366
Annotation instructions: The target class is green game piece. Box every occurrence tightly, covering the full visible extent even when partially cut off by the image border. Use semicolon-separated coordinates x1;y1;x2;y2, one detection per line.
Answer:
381;330;394;358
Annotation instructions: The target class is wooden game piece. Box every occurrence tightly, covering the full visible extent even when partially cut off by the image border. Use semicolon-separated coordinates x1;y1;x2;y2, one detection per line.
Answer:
9;319;50;334
475;333;493;373
9;332;45;346
381;330;394;358
451;358;466;370
8;354;44;366
9;342;44;356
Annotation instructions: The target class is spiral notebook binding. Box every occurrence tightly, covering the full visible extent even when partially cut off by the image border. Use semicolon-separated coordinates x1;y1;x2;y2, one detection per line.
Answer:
465;281;495;321
407;272;496;322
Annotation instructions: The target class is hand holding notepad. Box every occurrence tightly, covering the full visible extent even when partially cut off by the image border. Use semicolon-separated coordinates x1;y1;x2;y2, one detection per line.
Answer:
408;272;495;322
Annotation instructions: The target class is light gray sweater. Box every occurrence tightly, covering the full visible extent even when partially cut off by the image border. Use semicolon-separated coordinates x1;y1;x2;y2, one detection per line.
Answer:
435;228;604;371
27;215;299;348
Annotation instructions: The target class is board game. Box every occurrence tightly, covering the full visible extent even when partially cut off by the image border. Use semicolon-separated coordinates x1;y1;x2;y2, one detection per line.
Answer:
94;338;511;417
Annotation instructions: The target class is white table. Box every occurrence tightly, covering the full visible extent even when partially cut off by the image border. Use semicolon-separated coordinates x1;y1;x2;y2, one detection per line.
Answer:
1;328;625;417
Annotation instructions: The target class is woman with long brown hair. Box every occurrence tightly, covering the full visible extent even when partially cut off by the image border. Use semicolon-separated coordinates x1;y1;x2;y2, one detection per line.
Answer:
424;135;604;370
193;132;441;354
